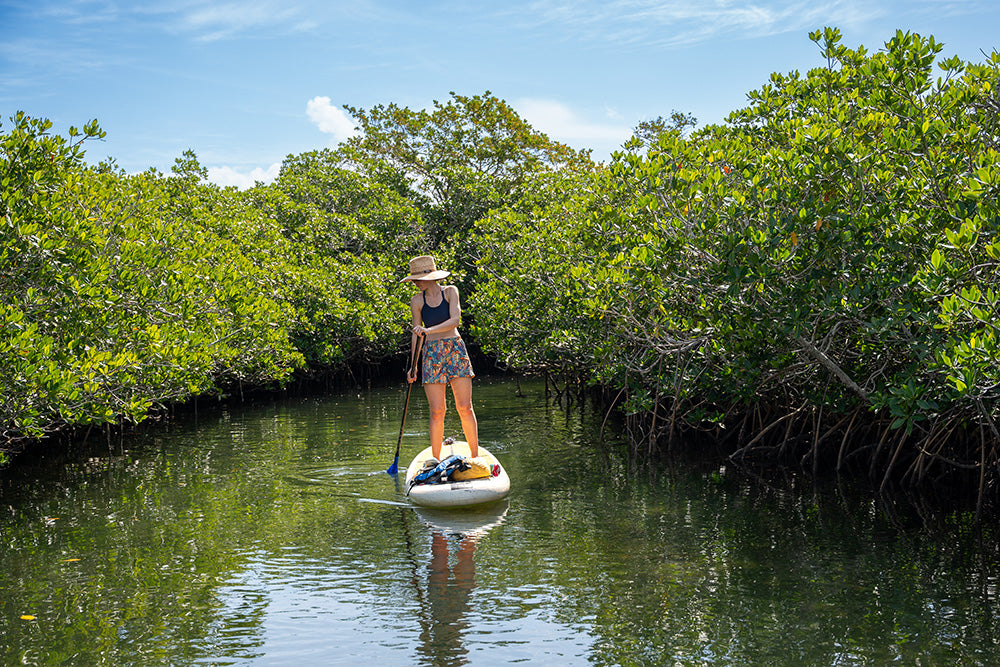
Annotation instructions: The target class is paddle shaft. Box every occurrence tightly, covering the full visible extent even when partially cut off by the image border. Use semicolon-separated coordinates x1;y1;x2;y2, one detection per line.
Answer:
390;333;425;471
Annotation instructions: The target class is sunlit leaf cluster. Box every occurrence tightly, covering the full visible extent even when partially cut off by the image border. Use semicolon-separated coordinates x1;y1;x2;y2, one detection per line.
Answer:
1;116;305;444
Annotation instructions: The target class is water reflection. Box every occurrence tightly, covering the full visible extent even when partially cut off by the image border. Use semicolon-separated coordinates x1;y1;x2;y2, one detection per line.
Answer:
4;379;1000;666
413;502;508;667
421;531;476;665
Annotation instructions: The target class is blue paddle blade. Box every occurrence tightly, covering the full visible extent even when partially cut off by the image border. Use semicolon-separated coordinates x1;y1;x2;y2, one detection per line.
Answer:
386;456;399;476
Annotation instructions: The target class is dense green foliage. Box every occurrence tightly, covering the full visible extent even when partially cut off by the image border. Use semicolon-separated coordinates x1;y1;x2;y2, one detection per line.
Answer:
471;29;1000;496
341;92;591;237
0;93;582;458
4;30;1000;500
255;149;423;367
1;116;302;449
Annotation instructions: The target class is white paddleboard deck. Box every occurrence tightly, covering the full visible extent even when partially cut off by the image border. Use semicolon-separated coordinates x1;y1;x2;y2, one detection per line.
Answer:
404;441;510;508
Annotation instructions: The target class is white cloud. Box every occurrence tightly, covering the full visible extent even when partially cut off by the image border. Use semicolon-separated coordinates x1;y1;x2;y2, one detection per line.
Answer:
207;162;282;189
515;98;633;144
519;0;886;48
306;96;359;144
173;1;305;42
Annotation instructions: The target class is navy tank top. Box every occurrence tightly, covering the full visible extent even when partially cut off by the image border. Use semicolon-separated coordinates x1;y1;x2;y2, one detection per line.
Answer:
422;289;450;327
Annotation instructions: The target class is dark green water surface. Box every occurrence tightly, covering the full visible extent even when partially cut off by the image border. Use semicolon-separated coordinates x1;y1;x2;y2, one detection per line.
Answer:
2;378;999;665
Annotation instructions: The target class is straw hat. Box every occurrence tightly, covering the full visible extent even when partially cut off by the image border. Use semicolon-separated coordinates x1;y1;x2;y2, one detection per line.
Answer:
400;255;451;282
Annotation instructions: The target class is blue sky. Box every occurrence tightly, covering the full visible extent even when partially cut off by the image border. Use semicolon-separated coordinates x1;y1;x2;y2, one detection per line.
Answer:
2;1;998;188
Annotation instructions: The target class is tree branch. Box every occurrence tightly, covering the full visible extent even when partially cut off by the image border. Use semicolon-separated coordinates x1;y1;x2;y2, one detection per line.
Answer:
795;334;869;403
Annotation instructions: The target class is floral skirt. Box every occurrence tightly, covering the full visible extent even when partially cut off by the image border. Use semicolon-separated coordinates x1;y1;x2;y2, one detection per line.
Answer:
422;337;475;384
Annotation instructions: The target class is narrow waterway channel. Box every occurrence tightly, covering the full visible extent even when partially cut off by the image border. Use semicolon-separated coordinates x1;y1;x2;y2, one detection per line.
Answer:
2;377;999;665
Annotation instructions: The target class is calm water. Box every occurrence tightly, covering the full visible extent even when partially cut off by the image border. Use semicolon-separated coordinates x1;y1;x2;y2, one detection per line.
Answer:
2;377;1000;666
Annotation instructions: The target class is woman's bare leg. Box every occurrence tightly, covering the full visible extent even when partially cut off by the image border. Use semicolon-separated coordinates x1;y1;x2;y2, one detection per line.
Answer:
424;382;447;460
450;376;479;458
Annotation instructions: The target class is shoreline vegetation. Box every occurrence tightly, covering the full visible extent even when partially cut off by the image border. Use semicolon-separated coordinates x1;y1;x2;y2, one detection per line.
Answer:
3;29;1000;513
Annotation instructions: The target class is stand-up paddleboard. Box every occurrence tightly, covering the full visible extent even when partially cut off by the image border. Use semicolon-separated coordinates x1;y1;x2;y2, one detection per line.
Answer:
404;440;510;508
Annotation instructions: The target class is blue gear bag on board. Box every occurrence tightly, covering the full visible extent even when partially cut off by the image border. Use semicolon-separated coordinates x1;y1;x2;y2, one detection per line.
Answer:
410;454;470;488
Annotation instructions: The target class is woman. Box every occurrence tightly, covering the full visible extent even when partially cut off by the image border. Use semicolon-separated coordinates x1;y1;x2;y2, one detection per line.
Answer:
401;255;479;461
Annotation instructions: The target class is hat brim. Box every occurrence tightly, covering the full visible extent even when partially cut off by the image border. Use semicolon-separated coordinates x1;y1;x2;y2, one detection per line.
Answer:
400;269;451;283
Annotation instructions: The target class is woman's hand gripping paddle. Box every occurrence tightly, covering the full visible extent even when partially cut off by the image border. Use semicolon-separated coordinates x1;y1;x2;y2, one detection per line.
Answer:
387;333;425;475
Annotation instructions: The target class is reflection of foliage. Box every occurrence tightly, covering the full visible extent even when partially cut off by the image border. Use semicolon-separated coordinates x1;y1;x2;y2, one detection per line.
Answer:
0;394;417;665
496;431;1000;665
2;380;1000;664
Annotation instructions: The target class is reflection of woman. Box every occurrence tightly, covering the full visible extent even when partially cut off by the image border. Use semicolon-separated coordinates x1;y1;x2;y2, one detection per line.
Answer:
419;531;477;666
401;255;479;461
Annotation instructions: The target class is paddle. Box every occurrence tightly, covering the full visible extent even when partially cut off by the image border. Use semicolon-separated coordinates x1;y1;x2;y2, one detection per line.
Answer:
387;332;425;475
